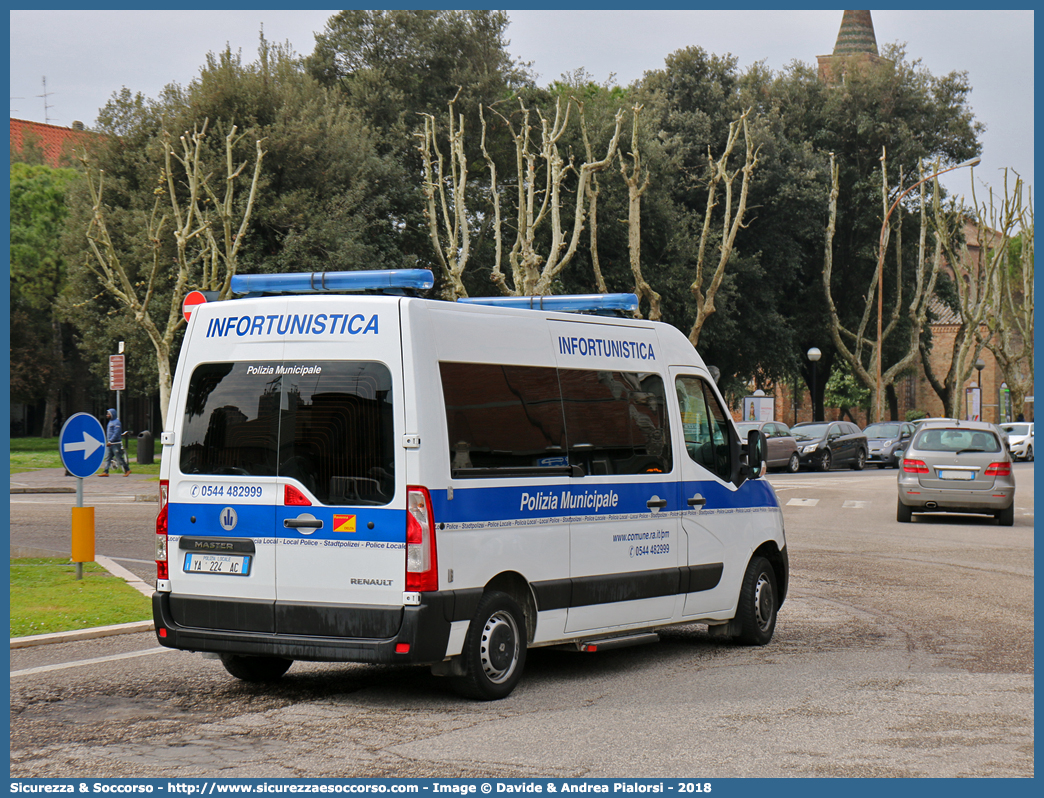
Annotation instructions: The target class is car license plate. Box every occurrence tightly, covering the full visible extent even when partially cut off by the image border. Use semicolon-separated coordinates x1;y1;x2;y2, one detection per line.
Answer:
937;470;974;480
184;552;251;576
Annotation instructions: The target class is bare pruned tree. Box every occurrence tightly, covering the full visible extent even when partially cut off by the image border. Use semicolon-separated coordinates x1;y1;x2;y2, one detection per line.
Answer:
81;120;264;424
923;169;1029;418
620;104;660;320
488;97;624;297
418;90;471;300
421;95;624;300
984;175;1034;419
825;150;942;421
687;108;759;348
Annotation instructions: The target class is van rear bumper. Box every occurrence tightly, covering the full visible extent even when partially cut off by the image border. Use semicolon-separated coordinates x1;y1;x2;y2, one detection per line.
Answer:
152;592;453;664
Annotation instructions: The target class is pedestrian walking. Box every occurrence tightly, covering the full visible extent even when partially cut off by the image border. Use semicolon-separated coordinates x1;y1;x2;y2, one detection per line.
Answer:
100;408;131;476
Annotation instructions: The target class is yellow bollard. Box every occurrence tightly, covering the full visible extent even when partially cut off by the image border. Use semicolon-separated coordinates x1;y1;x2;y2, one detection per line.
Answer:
71;506;95;580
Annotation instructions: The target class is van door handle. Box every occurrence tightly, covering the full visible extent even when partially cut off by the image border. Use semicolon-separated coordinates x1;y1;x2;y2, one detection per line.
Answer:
646;498;668;509
284;518;323;529
687;495;706;507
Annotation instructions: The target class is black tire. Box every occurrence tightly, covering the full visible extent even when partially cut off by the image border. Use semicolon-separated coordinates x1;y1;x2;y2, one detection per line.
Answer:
896;498;912;523
851;448;866;470
1026;445;1033;462
455;591;527;700
995;503;1015;526
786;453;800;473
818;449;832;472
220;654;293;683
734;556;777;646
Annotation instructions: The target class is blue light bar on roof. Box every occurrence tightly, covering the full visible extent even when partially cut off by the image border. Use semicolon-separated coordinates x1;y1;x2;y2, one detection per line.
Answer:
231;269;434;295
457;293;640;313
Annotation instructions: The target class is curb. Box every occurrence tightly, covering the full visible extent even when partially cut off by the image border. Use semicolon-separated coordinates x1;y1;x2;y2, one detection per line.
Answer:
10;556;156;649
11;487;156;501
10;620;155;649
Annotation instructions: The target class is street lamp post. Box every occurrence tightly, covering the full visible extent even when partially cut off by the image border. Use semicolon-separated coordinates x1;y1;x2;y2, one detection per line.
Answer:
975;358;985;421
807;347;821;422
874;155;981;423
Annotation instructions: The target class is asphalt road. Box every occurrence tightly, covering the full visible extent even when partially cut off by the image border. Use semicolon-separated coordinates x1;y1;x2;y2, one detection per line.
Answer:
9;463;1035;778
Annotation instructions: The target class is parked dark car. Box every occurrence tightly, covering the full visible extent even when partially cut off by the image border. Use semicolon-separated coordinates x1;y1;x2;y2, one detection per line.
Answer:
792;421;868;471
736;421;800;473
862;421;916;468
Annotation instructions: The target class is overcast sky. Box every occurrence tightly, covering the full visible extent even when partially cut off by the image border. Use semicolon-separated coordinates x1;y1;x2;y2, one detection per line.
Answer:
8;8;1033;197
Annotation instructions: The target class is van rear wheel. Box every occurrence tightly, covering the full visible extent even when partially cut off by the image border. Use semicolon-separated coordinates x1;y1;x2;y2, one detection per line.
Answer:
220;654;293;682
734;556;777;646
455;591;527;700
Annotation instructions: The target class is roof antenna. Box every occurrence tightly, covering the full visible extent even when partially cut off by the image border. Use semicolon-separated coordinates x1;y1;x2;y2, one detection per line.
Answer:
37;76;55;124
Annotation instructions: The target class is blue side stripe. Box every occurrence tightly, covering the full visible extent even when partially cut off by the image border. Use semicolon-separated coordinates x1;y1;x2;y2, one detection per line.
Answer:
430;478;778;525
168;503;406;542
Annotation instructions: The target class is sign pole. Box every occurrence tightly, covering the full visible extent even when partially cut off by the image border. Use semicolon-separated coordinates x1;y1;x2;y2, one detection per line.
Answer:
60;413;104;581
116;341;124;445
75;478;83;580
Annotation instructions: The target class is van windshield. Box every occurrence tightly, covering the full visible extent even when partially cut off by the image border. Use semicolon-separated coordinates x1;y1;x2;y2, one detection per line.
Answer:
180;360;395;505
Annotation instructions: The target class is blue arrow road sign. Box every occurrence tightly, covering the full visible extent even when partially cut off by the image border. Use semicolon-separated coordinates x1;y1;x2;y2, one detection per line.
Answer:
59;412;107;478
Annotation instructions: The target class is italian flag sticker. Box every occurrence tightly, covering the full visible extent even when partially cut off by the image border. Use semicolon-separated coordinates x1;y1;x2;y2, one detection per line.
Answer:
333;514;357;533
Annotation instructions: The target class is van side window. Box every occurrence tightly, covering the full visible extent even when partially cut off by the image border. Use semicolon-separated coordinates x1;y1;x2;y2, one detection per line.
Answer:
675;375;732;481
180;361;395;505
558;370;671;475
439;363;671;476
440;363;567;472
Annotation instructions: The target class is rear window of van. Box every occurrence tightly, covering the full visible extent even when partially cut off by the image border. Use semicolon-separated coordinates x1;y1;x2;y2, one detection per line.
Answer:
180;360;395;505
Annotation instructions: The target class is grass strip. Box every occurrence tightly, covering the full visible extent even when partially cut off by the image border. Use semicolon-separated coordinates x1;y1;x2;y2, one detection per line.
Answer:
10;436;161;475
10;558;152;637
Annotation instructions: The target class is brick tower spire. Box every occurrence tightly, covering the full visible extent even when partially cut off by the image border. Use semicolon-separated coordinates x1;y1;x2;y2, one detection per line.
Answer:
832;10;879;56
818;10;890;83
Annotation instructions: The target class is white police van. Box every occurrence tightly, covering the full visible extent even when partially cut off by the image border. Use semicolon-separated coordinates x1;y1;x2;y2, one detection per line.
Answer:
153;269;788;699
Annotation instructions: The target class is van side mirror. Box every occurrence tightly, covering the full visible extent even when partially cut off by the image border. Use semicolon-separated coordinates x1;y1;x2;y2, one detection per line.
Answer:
742;429;766;481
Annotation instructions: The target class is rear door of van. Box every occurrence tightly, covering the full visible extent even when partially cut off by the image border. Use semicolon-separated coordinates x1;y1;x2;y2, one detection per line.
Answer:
167;297;288;632
167;295;406;637
274;296;404;636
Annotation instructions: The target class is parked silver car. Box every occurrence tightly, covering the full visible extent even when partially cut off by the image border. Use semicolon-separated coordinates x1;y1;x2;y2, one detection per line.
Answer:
897;419;1016;525
999;422;1033;461
862;421;916;468
736;420;800;473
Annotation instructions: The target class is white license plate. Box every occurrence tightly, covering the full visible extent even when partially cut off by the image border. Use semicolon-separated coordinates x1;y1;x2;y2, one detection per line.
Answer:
937;470;974;481
184;553;251;576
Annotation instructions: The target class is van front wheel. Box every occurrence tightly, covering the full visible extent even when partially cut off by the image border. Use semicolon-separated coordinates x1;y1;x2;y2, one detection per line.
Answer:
455;591;527;700
734;557;777;646
220;654;293;682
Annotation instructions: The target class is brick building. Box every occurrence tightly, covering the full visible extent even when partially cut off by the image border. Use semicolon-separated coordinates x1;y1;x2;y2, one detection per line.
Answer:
10;117;95;167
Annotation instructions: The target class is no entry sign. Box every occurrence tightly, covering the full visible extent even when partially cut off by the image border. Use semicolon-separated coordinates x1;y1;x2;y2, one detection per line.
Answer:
183;290;208;322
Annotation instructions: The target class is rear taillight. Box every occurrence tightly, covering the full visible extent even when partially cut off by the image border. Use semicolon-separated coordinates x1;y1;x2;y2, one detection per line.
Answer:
984;461;1011;477
156;479;169;580
285;484;311;506
902;459;930;474
406;486;438;592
